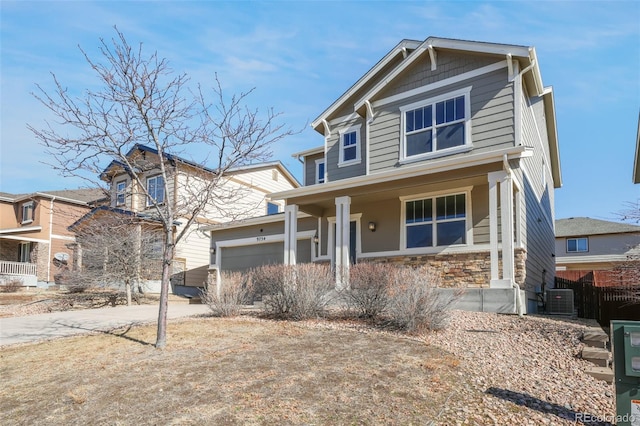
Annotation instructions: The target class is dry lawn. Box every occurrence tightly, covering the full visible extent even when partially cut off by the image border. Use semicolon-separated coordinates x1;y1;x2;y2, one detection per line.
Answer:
0;315;469;425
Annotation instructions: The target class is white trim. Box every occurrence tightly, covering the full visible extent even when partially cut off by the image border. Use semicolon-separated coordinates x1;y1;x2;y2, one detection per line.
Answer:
399;187;473;250
115;179;127;206
214;230;316;250
292;146;324;159
51;234;75;241
364;61;505;110
337;124;362;167
0;225;43;234
315;158;326;184
556;254;630;265
399;86;472;163
284;205;298;265
566;237;589;253
359;243;492;259
0;235;48;243
271;145;533;201
329;112;361;127
145;174;165;206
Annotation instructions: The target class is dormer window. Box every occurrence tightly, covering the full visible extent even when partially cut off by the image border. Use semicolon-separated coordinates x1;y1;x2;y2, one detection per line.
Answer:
146;175;165;206
21;202;34;224
316;159;326;184
400;87;471;162
338;124;361;167
116;180;126;206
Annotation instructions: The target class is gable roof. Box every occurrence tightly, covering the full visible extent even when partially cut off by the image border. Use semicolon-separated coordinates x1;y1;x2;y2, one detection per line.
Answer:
68;205;166;232
555;217;640;238
0;188;105;205
100;144;299;187
634;111;640;184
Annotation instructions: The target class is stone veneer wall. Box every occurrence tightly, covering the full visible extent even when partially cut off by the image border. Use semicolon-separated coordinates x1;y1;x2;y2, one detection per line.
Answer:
33;243;50;282
365;248;527;289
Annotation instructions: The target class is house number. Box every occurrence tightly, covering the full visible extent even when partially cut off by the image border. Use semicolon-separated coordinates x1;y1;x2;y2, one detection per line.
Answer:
257;236;266;241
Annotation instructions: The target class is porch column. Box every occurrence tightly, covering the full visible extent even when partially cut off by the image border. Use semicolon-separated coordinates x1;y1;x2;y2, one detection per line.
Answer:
488;172;501;283
283;204;298;265
500;172;515;282
335;196;351;290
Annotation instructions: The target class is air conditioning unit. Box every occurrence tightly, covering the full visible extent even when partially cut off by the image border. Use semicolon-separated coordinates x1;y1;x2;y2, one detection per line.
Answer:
546;289;574;315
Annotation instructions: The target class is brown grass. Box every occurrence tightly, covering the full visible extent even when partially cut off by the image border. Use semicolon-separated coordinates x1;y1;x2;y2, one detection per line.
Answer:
0;315;471;425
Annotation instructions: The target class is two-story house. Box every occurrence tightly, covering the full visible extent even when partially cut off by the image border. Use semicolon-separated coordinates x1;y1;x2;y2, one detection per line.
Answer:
0;189;104;286
74;144;298;293
208;37;562;314
555;217;640;274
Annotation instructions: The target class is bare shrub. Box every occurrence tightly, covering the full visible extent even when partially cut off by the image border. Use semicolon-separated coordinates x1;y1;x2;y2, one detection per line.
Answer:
386;266;457;332
0;279;23;293
201;272;253;317
343;263;394;319
60;270;92;293
252;264;334;320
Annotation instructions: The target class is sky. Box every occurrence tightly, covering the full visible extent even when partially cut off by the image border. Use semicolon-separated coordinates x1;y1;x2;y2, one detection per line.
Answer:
1;1;639;223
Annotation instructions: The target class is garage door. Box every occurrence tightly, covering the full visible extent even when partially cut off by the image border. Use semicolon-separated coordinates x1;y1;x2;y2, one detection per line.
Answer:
220;239;312;273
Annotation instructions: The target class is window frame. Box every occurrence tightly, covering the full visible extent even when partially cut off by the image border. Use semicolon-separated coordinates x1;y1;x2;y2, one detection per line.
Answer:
566;237;588;253
399;86;472;163
266;201;280;215
399;188;473;250
19;242;31;263
21;201;34;224
315;158;326;184
146;175;165;206
337;124;362;167
115;180;127;206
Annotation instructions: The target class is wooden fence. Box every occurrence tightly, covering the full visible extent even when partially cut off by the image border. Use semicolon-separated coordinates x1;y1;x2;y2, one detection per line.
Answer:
554;274;640;326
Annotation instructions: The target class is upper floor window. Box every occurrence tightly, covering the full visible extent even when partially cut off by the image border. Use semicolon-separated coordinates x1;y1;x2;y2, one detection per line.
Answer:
146;175;165;206
267;202;280;215
21;202;34;224
116;180;126;206
401;87;471;161
316;159;325;184
566;237;588;253
338;125;361;166
404;193;467;248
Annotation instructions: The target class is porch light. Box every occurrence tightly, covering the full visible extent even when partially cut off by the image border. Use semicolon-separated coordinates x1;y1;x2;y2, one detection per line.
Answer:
209;246;216;255
368;222;376;232
313;233;319;244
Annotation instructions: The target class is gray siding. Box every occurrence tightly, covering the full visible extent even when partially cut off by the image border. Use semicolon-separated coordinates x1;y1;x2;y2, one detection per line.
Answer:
369;68;514;173
326;117;367;182
471;184;490;245
304;152;324;186
221;243;283;272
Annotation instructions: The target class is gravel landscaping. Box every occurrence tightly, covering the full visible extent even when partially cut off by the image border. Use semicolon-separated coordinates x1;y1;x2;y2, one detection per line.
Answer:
420;310;615;425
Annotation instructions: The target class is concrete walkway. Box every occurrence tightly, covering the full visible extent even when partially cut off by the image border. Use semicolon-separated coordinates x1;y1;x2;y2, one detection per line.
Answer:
0;303;210;346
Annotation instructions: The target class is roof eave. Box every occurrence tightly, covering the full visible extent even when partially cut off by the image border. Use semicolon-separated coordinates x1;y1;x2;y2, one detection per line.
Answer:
542;87;562;188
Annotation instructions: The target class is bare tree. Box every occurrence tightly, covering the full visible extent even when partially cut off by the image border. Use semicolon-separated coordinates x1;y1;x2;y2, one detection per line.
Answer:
70;211;163;306
29;28;296;348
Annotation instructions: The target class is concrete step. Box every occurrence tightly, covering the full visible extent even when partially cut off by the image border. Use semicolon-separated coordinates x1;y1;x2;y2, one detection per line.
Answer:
581;347;611;367
582;328;609;348
585;366;614;383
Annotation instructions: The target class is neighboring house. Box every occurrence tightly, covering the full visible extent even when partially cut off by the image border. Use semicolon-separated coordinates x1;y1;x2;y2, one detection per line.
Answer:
555;217;640;272
208;36;562;315
76;144;298;293
0;189;104;286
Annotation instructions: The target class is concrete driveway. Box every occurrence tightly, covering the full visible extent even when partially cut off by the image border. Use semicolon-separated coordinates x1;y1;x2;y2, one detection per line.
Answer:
0;303;210;346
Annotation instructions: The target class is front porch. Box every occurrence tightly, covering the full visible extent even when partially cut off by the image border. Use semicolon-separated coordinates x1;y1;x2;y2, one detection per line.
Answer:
0;260;38;287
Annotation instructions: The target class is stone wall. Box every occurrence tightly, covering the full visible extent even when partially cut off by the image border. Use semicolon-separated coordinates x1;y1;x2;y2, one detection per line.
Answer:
365;248;527;289
32;243;50;282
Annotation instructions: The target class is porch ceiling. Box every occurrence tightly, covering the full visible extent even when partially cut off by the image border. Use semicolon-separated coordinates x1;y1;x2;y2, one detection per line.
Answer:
290;163;498;217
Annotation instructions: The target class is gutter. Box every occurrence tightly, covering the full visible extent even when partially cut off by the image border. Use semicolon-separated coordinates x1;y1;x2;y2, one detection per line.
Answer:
502;154;523;318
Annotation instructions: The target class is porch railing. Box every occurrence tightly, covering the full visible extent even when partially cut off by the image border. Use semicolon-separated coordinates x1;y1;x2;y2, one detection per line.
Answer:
0;260;38;277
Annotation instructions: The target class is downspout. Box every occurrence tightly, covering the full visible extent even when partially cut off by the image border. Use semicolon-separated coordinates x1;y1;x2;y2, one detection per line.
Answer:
47;196;56;283
503;154;523;317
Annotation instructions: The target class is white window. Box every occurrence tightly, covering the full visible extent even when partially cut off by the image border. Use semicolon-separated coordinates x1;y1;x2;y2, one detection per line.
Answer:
404;193;467;248
146;175;165;205
400;87;471;161
338;124;361;166
316;159;325;184
21;202;34;224
567;237;588;253
19;242;31;262
267;202;280;215
116;180;126;206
